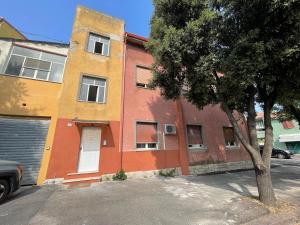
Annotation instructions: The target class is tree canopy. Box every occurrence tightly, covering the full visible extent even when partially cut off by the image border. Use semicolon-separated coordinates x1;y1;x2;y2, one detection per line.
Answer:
147;0;300;206
148;0;300;112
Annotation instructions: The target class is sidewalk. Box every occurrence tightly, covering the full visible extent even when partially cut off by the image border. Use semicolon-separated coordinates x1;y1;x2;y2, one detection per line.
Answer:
1;159;300;225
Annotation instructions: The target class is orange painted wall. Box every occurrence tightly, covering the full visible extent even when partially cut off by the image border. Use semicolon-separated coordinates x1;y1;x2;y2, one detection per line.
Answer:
46;119;121;180
122;150;180;172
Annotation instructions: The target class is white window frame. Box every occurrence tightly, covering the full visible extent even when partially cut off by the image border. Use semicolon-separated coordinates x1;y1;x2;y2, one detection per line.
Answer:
21;56;52;80
136;142;158;150
225;141;239;148
87;33;110;56
4;45;66;83
80;76;107;104
135;121;159;151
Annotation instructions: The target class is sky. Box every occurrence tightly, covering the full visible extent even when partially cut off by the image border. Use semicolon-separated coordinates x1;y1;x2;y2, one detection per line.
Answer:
0;0;153;44
0;1;263;112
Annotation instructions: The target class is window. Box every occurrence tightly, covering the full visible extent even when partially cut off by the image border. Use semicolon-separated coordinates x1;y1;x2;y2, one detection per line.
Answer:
187;125;205;150
5;46;66;82
136;122;158;150
256;119;265;130
136;66;152;88
87;33;110;56
223;127;238;147
79;76;107;103
282;120;294;129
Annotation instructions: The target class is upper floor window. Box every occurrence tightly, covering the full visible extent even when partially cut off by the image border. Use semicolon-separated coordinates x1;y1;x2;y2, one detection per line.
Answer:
136;121;159;150
87;33;110;56
5;46;66;83
79;76;107;103
187;125;205;150
136;66;152;88
223;127;238;148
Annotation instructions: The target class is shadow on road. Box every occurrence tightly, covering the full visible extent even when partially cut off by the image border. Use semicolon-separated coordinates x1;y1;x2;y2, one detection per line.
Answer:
4;186;41;204
177;159;300;199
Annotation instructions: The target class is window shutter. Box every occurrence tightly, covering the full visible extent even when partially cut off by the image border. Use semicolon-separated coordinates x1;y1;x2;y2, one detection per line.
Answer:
187;125;203;144
136;122;158;143
223;127;235;142
136;67;152;85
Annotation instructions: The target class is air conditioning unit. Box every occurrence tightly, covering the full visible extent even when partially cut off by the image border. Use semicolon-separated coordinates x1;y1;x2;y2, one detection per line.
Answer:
164;124;176;135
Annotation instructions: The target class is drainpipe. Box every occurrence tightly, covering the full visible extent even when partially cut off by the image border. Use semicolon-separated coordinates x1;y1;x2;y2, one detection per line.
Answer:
175;98;189;175
119;31;127;171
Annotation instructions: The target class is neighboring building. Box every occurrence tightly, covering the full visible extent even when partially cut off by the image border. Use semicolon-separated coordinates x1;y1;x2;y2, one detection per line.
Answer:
121;33;252;177
0;17;26;40
0;38;68;184
256;112;300;154
45;6;125;184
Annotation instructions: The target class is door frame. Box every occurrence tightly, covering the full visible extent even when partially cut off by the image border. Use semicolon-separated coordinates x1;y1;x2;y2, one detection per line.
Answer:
77;126;101;173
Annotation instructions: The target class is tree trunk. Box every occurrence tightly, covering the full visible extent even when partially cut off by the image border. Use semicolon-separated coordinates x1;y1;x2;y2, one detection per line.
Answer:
246;96;269;202
222;101;277;206
258;100;277;205
256;167;276;205
222;103;265;170
246;96;259;150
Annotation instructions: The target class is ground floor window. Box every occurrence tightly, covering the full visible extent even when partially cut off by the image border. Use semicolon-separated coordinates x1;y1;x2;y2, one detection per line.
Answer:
223;127;238;148
136;121;158;150
186;125;205;150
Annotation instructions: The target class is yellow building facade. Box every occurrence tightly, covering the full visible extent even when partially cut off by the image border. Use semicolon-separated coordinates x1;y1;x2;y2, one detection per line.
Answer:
45;6;125;184
0;39;68;185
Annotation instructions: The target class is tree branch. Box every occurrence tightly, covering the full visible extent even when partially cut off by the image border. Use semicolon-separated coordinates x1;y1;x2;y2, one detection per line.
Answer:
222;103;266;171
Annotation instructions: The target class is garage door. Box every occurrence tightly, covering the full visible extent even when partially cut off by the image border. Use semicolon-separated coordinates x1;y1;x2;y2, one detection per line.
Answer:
0;117;50;185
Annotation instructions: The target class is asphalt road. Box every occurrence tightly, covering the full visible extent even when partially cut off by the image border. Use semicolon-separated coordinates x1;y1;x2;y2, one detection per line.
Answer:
1;157;300;225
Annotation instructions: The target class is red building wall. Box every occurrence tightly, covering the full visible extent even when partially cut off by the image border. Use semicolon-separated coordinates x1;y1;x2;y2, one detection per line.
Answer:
122;34;250;174
121;42;181;172
181;100;250;165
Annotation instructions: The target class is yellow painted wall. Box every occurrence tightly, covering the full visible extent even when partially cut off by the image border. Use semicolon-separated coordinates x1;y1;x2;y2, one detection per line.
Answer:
0;75;62;185
58;6;125;121
0;75;61;116
0;19;26;40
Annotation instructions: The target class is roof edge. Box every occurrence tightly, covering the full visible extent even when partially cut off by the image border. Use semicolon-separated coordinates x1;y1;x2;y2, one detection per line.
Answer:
125;32;149;42
0;37;69;47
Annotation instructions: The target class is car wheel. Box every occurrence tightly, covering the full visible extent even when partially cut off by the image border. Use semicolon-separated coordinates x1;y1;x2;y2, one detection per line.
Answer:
0;179;9;204
277;153;286;159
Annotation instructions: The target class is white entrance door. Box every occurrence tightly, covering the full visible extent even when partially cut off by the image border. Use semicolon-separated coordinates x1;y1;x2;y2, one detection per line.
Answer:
78;127;101;173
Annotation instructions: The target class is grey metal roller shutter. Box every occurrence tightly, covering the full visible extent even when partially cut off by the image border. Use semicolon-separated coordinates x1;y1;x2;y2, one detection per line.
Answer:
0;117;50;185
